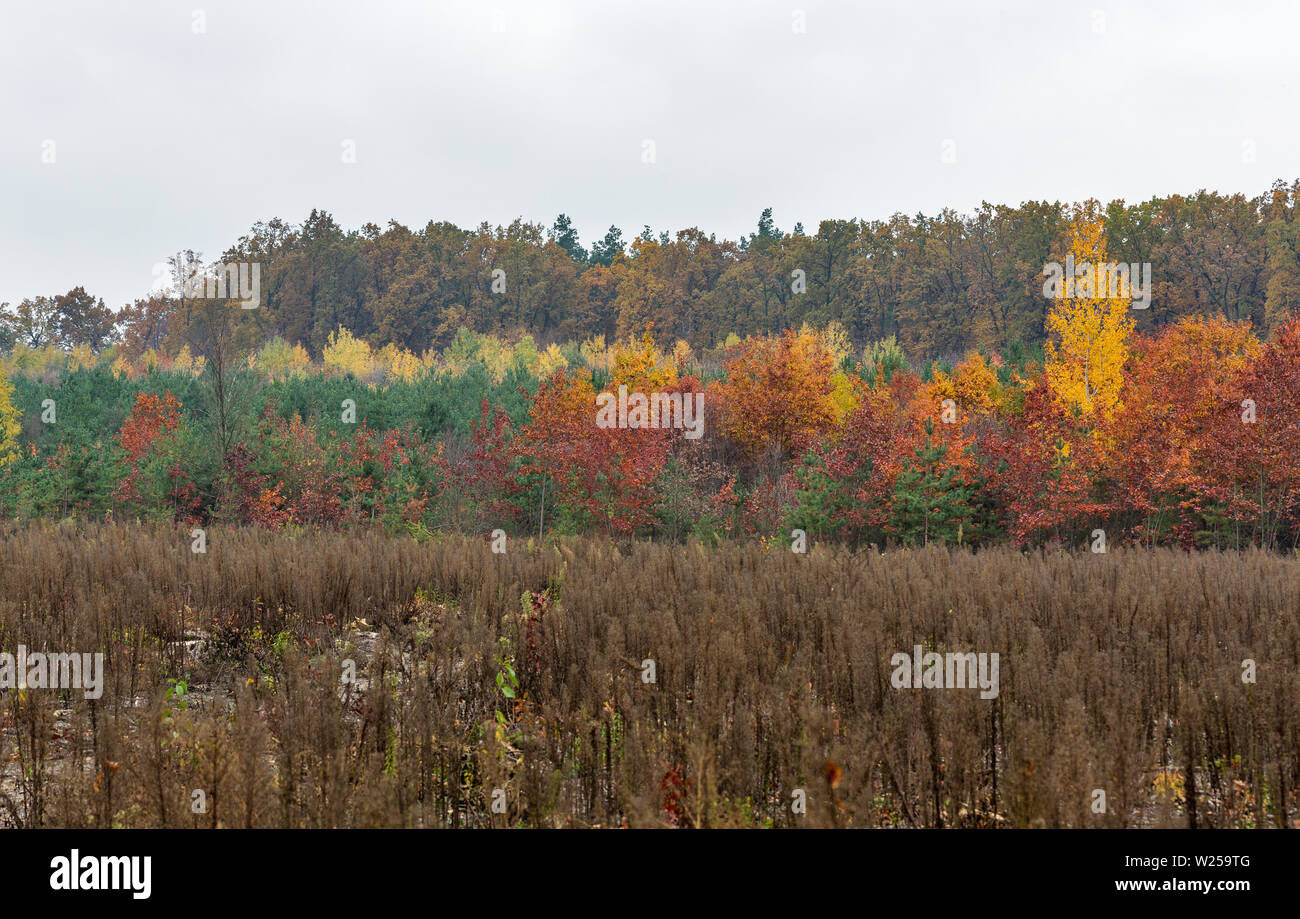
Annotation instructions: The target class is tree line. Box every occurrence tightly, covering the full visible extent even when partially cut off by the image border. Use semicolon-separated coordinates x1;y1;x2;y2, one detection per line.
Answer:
4;180;1299;366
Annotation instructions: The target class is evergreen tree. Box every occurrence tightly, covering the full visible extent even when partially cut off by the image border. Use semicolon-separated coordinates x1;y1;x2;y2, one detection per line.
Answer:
549;214;589;265
589;225;625;267
888;423;974;546
783;449;878;543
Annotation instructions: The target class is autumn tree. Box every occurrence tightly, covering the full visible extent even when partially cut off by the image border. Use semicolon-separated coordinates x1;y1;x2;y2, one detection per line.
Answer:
718;328;838;464
0;373;20;471
1264;180;1300;327
1043;200;1134;422
437;399;522;535
1194;317;1300;548
784;380;897;545
1093;318;1259;545
53;287;118;351
1;288;117;352
1;296;58;349
113;391;194;521
117;295;180;360
514;369;671;537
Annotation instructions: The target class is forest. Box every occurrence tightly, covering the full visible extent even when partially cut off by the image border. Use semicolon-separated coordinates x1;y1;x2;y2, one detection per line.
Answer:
5;181;1300;364
2;189;1300;550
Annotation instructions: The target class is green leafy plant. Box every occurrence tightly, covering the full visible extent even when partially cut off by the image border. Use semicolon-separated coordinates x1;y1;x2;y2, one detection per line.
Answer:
164;677;189;711
494;636;519;700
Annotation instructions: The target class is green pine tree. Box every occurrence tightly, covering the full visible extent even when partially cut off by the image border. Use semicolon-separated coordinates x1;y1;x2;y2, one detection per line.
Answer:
888;422;975;547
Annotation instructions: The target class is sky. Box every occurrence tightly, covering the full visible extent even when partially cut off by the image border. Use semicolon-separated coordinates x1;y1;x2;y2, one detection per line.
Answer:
1;0;1296;312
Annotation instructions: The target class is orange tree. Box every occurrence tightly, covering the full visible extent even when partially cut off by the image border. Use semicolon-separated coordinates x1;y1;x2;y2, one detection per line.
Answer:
1194;318;1300;548
717;329;838;465
983;374;1110;547
113;391;198;522
514;368;672;537
1099;318;1259;546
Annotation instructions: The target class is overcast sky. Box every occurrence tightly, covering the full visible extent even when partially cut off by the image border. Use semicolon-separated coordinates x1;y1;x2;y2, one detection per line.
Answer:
1;0;1295;312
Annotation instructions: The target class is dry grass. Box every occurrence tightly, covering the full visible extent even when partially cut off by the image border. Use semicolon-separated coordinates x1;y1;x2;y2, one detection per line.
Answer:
0;522;1295;828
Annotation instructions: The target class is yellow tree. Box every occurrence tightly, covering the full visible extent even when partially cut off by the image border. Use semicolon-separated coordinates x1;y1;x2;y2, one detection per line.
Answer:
322;326;375;380
0;373;21;471
930;350;1001;416
1044;200;1133;421
609;331;677;389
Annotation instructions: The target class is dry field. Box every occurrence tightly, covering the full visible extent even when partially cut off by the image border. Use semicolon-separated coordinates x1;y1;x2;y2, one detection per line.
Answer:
0;523;1295;829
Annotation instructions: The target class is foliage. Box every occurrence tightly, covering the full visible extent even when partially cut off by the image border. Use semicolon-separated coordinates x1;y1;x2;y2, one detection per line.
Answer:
1;307;1299;549
1044;201;1134;422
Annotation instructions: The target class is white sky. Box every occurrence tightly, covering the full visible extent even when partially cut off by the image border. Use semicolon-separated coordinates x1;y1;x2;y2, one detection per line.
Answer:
1;0;1296;311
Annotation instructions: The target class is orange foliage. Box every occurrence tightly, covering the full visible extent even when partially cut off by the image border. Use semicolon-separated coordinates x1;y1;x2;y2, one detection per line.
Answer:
718;329;838;460
119;392;182;460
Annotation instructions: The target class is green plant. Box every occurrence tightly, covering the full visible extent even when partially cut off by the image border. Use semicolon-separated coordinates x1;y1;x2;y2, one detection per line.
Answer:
494;636;519;701
164;677;189;711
